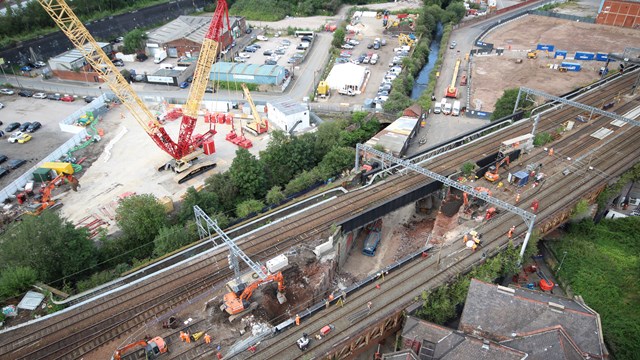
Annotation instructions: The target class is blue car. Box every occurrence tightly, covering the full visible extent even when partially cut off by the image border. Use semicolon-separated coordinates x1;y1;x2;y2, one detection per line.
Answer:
179;82;189;89
20;66;32;72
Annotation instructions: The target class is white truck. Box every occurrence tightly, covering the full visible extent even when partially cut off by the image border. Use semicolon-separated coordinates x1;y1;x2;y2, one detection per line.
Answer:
370;53;379;64
452;100;461;116
154;50;168;64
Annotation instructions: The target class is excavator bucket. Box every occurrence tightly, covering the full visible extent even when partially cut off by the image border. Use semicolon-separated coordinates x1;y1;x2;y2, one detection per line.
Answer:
277;291;287;304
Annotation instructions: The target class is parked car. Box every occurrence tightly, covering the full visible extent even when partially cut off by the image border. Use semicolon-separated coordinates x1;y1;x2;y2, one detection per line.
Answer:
0;167;8;178
0;155;7;164
113;59;125;67
265;59;277;65
275;48;286;55
257;35;268;41
281;39;291;46
367;43;374;49
205;87;215;93
339;50;352;57
116;36;124;42
179;82;189;89
238;52;251;58
33;92;47;99
84;96;96;103
233;57;247;63
27;121;41;133
34;61;47;68
341;44;354;49
8;132;31;144
136;53;148;62
245;28;253;34
381;39;386;46
263;50;273;56
0;89;14;95
378;84;392;92
8;159;26;170
450;41;457;49
377;90;389;97
60;95;75;102
47;93;62;101
0;102;3;109
244;46;257;53
301;36;313;43
287;57;298;64
20;66;32;72
336;58;349;64
18;90;33;97
5;122;20;132
19;122;31;132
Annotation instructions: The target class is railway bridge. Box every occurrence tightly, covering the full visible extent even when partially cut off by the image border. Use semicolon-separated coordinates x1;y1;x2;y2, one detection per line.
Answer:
0;70;638;360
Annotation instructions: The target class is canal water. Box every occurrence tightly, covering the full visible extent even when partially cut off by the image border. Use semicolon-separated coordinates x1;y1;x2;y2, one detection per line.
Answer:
411;23;443;100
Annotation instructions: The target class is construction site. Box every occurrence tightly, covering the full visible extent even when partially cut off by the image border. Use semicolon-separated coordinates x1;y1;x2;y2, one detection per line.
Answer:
471;14;640;110
0;0;638;359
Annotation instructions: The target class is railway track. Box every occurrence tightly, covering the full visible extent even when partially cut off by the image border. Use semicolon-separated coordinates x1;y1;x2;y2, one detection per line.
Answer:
243;99;640;360
0;71;636;360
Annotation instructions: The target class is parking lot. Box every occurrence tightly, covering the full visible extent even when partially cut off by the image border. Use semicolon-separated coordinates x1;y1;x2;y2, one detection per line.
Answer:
321;13;413;106
0;92;84;188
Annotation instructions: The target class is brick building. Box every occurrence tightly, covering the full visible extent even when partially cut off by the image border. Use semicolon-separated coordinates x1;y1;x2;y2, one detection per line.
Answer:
145;15;246;59
48;42;112;83
596;0;640;28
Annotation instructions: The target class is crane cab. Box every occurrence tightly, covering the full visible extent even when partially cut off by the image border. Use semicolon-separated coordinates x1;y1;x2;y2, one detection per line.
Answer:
146;337;168;359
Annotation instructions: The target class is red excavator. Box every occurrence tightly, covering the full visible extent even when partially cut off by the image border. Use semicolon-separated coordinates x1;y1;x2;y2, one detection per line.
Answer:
222;272;286;315
112;336;168;360
28;173;79;215
484;155;510;182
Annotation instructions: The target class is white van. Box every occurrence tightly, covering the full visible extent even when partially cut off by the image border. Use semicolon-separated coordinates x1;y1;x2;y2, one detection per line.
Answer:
452;100;461;116
442;99;452;115
434;101;442;114
603;210;627;219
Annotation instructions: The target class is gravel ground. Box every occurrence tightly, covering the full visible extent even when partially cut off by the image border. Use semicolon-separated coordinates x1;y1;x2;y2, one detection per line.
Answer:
474;15;640;110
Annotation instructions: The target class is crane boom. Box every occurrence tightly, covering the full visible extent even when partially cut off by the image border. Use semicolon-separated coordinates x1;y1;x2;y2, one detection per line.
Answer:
445;58;461;98
178;0;230;152
240;83;268;135
35;0;188;160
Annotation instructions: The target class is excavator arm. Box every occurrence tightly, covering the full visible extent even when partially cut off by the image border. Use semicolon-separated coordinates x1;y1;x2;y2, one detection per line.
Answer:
239;272;285;301
36;0;185;159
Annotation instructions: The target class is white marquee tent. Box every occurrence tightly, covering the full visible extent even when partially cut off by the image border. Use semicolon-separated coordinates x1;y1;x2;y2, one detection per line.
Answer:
325;63;368;94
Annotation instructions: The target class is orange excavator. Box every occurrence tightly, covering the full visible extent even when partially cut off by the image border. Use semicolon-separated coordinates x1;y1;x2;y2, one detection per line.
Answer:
222;271;286;315
463;187;492;208
112;336;168;360
484;155;510;182
29;173;79;215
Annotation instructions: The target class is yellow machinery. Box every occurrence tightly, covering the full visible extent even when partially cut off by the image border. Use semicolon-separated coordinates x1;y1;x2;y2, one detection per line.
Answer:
398;33;415;47
527;50;538;59
317;81;330;98
240;83;268;136
445;59;461;98
37;0;229;184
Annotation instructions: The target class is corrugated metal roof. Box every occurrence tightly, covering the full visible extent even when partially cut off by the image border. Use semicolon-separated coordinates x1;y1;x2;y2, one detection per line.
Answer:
366;116;419;157
210;62;284;78
51;42;111;63
147;15;243;45
271;100;308;115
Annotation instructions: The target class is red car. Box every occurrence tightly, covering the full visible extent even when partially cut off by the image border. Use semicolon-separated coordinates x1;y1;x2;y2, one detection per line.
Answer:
61;95;75;102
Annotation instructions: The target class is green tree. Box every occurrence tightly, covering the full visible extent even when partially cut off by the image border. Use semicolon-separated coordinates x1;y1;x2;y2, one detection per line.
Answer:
332;28;345;49
284;169;322;195
123;28;147;54
317;146;355;178
0;266;38;299
260;131;316;187
116;194;168;260
153;224;197;257
229;148;268;199
491;88;533;121
236;199;265;218
266;186;286;205
314;120;346;159
0;212;95;284
178;186;221;222
205;172;240;213
446;2;467;23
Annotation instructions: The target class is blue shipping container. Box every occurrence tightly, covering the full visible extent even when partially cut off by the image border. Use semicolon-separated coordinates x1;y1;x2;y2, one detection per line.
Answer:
512;171;530;187
574;52;595;60
536;44;555;52
554;50;567;59
596;53;608;61
561;62;582;71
